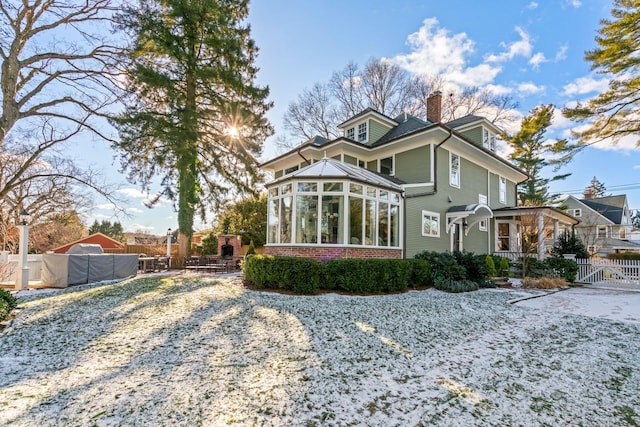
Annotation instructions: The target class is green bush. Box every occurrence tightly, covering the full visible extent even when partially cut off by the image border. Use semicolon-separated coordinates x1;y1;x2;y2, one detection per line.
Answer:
243;255;322;294
608;252;640;261
543;257;578;283
434;277;479;293
485;255;497;278
415;251;466;281
327;259;411;294
499;257;510;278
551;232;590;259
407;259;432;288
245;240;256;256
0;289;17;322
452;251;486;283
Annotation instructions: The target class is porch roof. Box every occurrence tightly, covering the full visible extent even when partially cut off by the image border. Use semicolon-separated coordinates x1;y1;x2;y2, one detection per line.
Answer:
446;203;493;235
266;157;405;192
493;206;579;225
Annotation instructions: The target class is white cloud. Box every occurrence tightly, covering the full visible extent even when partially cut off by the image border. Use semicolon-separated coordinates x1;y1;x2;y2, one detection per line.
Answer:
527;1;539;9
94;203;115;210
391;18;502;88
633;165;640;170
529;52;548;70
485;84;513;95
127;207;143;214
485;27;533;63
566;0;582;7
563;76;610;96
517;82;545;95
554;45;568;62
591;134;640;152
116;188;149;198
129;223;155;232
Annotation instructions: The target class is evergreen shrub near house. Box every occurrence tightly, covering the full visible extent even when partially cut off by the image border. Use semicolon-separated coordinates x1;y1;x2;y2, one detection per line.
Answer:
452;251;486;283
551;232;590;259
498;256;510;278
0;289;17;322
414;251;466;281
485;255;497;278
544;257;578;283
406;259;432;288
243;255;416;294
608;252;640;261
433;277;479;293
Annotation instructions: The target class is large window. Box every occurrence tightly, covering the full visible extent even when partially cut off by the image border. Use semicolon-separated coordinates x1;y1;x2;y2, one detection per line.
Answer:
450;153;460;187
422;210;440;237
499;176;507;204
267;180;400;248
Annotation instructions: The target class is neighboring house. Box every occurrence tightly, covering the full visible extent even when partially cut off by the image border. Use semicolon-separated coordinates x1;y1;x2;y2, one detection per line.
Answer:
260;92;577;260
562;193;639;256
53;232;125;254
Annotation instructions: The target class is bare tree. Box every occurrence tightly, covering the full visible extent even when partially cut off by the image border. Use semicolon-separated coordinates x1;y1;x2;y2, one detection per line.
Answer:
282;57;520;150
0;0;124;220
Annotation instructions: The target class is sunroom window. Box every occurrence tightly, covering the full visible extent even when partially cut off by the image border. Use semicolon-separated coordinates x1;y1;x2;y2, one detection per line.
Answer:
267;180;400;248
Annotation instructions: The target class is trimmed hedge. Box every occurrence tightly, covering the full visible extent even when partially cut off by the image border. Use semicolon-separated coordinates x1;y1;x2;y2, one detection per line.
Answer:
244;255;419;294
0;289;17;322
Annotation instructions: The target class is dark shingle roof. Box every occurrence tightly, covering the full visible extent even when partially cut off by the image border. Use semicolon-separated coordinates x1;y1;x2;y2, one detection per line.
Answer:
370;114;433;147
445;115;484;128
581;195;627;224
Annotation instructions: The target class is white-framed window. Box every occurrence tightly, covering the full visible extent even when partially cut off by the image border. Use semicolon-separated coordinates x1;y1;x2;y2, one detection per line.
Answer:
346;127;355;140
357;122;367;142
380;156;394;175
499;176;507;204
597;226;607;238
478;194;488;231
497;222;510;251
450;153;460;188
588;245;596;254
572;208;582;217
422;210;440;237
483;128;496;152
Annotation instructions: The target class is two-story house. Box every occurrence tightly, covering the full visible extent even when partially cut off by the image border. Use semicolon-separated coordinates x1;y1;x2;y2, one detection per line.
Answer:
261;92;578;260
562;193;639;256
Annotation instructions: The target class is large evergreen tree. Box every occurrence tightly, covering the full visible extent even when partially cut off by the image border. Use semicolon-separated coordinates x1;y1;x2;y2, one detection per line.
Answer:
563;0;640;146
113;0;272;255
505;105;576;206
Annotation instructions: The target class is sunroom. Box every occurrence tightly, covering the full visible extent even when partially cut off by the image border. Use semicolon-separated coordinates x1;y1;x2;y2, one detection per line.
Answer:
265;158;403;260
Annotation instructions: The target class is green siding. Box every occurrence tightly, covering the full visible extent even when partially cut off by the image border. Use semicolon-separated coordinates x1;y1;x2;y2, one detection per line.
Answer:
459;127;483;147
366;160;377;171
343;154;357;165
368;119;392;144
394;146;431;183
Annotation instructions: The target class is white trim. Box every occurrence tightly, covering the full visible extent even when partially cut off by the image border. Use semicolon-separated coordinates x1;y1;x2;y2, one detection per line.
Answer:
421;210;440;238
402;182;435;189
499;176;507;204
449;152;460;188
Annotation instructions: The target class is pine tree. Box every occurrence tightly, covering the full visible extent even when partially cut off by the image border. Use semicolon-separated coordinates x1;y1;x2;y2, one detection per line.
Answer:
113;0;273;256
504;105;577;206
563;0;640;146
585;176;608;198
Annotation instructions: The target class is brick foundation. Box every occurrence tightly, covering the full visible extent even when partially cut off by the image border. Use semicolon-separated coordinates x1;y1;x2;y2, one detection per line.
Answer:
264;246;402;260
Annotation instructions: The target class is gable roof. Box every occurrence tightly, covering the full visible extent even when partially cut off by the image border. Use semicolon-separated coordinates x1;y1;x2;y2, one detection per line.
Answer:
53;232;125;254
337;108;398;129
446;115;484;128
371;114;433;147
267;157;404;192
581;195;627;224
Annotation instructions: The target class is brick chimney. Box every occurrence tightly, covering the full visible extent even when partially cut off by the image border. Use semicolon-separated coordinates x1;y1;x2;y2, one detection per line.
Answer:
583;188;594;199
427;91;442;123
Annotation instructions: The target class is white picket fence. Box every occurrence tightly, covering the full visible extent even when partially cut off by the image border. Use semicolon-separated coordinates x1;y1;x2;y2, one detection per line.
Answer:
575;258;640;287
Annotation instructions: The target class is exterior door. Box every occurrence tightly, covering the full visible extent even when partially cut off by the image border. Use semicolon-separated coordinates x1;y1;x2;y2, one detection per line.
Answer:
451;223;461;252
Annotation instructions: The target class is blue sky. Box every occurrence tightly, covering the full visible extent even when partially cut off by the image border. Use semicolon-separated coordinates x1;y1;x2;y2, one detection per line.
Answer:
84;0;639;234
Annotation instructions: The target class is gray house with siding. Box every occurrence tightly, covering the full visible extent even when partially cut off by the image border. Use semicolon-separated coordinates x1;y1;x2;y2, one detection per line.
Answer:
261;93;577;260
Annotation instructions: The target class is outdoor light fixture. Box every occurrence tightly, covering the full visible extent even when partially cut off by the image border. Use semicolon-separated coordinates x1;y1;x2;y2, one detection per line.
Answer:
167;228;172;237
19;208;30;225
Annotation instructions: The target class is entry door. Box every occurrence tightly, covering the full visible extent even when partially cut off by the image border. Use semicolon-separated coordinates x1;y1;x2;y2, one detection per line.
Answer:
451;223;462;252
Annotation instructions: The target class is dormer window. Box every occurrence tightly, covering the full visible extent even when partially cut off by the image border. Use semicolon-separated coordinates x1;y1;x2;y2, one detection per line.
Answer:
346;127;355;140
358;122;367;142
483;128;496;152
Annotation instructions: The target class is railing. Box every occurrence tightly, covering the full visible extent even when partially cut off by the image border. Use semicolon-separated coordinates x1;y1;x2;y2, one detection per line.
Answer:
576;258;640;286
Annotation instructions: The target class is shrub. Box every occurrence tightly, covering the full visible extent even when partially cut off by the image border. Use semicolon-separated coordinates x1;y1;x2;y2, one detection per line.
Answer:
327;259;411;294
544;257;578;283
415;251;466;281
406;259;432;288
499;257;510;278
608;252;640;261
485;255;497;278
245;240;256;256
452;251;486;283
243;255;322;294
0;289;17;322
434;277;479;293
551;232;590;259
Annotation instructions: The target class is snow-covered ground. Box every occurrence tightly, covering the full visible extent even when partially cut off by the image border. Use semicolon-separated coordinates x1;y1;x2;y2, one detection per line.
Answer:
1;276;639;426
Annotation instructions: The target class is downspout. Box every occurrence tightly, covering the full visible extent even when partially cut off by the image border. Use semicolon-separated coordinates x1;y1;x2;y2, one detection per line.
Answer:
403;127;454;258
297;146;309;165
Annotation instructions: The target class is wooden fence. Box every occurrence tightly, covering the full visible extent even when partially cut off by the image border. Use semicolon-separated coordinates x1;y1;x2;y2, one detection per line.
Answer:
575;258;640;286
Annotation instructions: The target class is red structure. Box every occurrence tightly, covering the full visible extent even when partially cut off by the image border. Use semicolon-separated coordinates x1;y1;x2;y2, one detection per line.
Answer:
52;233;125;254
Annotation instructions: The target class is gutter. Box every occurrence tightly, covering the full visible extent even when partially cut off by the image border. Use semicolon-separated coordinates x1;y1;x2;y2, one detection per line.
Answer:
402;127;454;258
